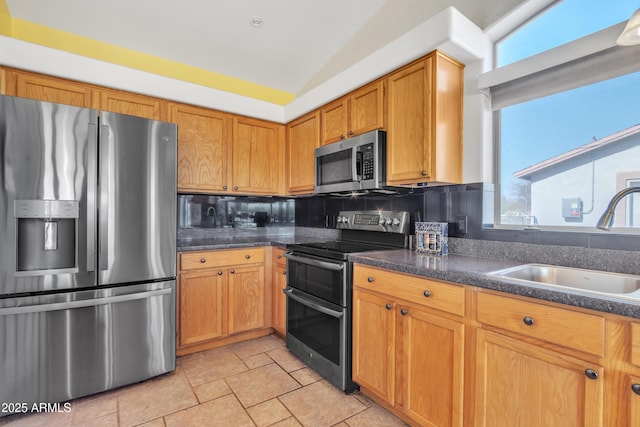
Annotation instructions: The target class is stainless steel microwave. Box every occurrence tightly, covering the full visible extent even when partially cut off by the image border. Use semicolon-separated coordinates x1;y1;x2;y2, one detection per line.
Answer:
314;130;386;194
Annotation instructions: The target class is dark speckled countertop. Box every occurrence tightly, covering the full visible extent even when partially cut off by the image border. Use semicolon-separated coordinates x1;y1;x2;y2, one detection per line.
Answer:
349;249;640;319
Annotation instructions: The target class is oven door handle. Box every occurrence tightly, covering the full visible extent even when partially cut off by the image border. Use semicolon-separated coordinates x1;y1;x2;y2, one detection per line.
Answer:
283;288;344;319
284;253;345;271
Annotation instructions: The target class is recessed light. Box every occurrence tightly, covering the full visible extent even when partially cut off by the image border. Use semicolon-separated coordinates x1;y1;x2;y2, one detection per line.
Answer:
249;16;263;28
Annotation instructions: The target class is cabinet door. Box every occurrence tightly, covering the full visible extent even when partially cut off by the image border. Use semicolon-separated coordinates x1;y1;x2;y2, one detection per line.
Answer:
286;111;320;194
401;305;464;427
233;117;281;194
100;90;166;120
228;265;266;335
272;262;287;336
475;329;603;427
629;374;640;427
171;103;231;193
179;270;225;347
321;97;348;145
349;81;384;137
3;68;95;108
352;289;396;405
386;58;432;184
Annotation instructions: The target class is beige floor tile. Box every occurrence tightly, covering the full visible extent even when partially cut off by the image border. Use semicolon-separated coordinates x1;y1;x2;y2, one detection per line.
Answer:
164;394;254;427
246;398;292;427
0;409;73;427
267;347;306;373
331;423;349;427
289;367;323;386
226;363;301;408
242;352;274;369
270;418;303;427
180;347;248;387
136;418;166;427
350;392;374;408
117;368;198;427
279;381;367;427
228;334;285;359
69;391;118;424
73;412;118;427
193;379;232;403
344;405;407;426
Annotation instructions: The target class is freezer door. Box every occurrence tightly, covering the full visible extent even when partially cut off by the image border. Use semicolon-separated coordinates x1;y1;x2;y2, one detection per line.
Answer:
98;112;177;285
0;95;98;296
0;281;176;411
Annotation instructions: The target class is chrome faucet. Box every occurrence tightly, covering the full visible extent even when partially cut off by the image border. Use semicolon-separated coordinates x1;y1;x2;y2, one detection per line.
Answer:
596;187;640;230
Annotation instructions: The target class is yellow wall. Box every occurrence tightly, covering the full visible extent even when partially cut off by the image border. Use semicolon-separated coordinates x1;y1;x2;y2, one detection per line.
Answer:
0;1;294;105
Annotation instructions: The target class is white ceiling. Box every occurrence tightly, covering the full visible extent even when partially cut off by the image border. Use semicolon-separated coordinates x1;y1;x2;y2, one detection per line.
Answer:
6;0;527;96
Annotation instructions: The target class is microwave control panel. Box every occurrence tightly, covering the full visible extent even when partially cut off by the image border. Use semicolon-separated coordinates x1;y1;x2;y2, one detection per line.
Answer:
358;143;374;180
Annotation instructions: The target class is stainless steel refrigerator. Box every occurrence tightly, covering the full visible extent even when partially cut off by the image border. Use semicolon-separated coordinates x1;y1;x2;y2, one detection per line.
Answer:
0;95;177;413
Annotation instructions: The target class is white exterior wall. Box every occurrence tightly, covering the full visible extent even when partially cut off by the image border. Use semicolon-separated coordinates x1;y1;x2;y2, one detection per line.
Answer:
529;136;640;226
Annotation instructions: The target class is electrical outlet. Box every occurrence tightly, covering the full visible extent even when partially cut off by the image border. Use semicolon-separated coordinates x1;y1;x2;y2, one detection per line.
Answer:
456;216;468;235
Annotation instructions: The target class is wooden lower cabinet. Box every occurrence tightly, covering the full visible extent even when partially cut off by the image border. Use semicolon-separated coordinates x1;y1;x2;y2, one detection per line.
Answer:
352;264;465;427
474;328;603;427
178;248;269;355
271;248;287;336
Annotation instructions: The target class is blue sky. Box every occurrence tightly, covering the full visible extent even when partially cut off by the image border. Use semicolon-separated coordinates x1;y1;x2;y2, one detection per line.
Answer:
497;0;640;192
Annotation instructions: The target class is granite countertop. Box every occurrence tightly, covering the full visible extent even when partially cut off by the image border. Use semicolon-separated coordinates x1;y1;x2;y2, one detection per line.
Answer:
349;249;640;319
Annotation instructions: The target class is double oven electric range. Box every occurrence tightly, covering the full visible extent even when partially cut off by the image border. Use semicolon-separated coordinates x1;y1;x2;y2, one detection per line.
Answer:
285;210;410;392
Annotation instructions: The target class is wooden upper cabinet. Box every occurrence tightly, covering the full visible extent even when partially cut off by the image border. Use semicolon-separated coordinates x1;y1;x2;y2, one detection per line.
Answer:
286;110;320;194
1;67;95;108
100;89;167;121
349;81;385;136
386;51;463;185
320;80;384;145
171;103;231;193
232;117;282;195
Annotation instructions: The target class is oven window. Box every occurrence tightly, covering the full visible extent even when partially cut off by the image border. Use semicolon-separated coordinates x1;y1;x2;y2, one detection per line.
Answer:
317;149;353;185
287;296;341;365
287;259;344;305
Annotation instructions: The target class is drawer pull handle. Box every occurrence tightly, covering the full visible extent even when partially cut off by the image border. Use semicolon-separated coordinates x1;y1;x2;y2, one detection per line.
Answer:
400;308;408;316
632;384;640;395
200;258;206;263
423;290;431;298
217;271;223;276
523;316;535;326
230;269;235;274
386;304;392;310
367;277;374;283
245;255;251;259
584;369;599;380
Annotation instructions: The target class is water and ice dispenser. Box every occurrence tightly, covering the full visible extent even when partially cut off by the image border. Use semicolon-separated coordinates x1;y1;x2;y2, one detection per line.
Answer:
14;200;79;275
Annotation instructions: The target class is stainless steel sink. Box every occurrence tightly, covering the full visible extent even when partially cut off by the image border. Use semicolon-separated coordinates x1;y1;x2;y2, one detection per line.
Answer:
485;263;640;299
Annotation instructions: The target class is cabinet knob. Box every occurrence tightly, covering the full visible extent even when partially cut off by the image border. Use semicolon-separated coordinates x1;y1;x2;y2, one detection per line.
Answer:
233;186;239;191
223;185;228;190
200;258;206;263
340;134;346;140
349;130;354;136
217;271;223;276
632;384;640;395
385;303;392;310
421;170;428;177
523;316;535;326
245;255;251;259
400;308;408;316
367;277;374;283
230;269;235;274
423;290;431;298
584;369;599;380
283;271;287;275
277;255;283;259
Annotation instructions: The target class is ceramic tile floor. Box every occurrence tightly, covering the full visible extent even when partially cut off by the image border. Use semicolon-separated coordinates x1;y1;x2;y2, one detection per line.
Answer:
0;334;407;427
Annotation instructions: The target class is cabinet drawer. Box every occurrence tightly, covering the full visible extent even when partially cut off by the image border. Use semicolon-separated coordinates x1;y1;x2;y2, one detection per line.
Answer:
476;292;605;357
273;248;287;267
181;248;265;270
353;264;465;317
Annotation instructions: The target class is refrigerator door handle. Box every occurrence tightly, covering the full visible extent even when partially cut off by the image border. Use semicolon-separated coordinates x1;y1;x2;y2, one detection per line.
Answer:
99;124;110;271
0;288;172;316
87;123;97;272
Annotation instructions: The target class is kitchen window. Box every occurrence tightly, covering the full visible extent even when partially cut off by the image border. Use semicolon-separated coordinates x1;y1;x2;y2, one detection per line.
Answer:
483;0;640;231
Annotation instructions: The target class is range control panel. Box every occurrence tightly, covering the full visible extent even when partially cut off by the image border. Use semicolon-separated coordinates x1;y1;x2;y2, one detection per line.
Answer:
336;210;410;234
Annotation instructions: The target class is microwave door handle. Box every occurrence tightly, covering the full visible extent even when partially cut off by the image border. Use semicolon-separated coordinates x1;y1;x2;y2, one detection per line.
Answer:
352;147;359;182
